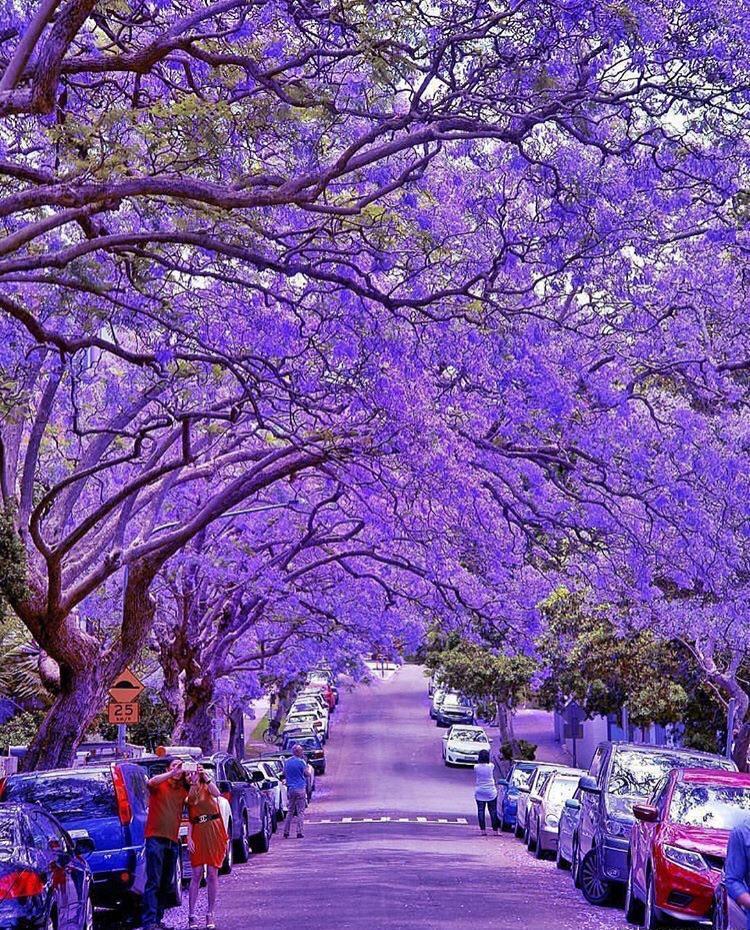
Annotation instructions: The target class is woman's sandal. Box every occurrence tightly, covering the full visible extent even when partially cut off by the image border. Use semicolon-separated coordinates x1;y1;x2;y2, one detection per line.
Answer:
206;914;217;930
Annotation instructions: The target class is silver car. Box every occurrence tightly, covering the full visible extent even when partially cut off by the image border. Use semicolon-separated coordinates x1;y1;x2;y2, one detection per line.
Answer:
556;790;582;870
526;769;586;859
515;762;565;839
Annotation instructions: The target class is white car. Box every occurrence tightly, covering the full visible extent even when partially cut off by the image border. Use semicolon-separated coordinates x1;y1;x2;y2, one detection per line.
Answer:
285;711;327;741
291;697;329;725
296;691;329;714
442;725;490;766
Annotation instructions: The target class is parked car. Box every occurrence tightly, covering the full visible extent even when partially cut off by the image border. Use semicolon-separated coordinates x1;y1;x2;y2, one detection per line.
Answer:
0;762;171;918
284;711;327;743
429;688;447;720
441;726;490;766
0;802;95;930
294;691;331;717
526;769;586;859
515;762;564;839
625;768;750;928
572;742;737;906
434;693;475;728
557;788;583;870
497;761;538;832
714;877;748;930
280;733;326;776
131;755;232;879
199;754;272;861
243;760;287;832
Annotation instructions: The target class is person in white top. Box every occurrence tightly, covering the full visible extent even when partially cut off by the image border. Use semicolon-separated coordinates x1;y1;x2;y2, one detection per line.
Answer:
474;750;501;834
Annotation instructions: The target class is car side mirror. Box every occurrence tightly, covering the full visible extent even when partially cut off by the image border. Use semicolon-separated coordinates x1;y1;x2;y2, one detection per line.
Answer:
74;837;96;856
578;775;600;794
530;794;542;804
217;780;232;794
633;803;659;823
261;779;274;791
249;770;264;783
564;798;581;811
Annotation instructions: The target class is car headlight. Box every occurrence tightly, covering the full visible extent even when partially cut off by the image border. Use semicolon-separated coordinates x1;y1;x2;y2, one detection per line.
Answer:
545;814;559;828
604;817;633;838
663;845;708;872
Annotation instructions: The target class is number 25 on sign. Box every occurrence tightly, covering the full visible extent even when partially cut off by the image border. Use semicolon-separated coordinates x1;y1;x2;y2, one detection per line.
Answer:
108;701;140;725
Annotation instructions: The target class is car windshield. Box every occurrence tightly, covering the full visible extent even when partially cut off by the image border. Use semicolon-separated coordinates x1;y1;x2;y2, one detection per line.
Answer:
548;777;580;806
510;766;534;789
451;729;486;743
609;751;734;798
4;772;116;819
285;737;320;751
670;782;750;830
0;813;17;848
443;694;470;707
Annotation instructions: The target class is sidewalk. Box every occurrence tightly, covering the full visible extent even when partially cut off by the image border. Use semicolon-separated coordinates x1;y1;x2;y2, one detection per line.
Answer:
514;707;572;764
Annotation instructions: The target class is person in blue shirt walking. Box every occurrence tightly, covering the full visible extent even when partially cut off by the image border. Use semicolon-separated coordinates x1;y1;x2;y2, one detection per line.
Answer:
283;744;312;839
725;821;750;928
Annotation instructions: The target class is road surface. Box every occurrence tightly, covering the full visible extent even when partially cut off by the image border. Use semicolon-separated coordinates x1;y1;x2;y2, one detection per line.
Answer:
168;664;627;930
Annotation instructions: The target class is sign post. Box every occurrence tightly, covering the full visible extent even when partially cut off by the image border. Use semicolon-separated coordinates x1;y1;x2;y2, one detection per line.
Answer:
561;700;586;768
107;668;145;752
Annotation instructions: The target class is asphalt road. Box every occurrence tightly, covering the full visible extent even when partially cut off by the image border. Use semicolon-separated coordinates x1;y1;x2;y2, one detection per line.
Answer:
164;664;627;930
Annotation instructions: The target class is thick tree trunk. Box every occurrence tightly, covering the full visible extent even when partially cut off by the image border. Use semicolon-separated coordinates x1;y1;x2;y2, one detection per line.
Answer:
21;557;161;771
496;701;519;756
173;679;215;751
227;706;245;758
20;658;107;770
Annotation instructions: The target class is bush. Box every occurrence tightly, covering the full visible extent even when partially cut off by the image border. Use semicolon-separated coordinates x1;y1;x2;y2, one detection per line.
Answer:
0;710;43;753
500;739;536;760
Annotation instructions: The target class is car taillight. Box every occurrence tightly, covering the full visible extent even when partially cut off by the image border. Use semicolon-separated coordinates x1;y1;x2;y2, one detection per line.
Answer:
0;870;45;898
111;765;133;825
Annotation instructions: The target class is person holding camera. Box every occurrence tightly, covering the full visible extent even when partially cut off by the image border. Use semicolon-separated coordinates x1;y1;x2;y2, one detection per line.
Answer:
143;758;190;930
186;764;227;930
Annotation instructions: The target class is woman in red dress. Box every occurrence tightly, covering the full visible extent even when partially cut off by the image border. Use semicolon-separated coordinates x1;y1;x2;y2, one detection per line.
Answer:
186;765;228;929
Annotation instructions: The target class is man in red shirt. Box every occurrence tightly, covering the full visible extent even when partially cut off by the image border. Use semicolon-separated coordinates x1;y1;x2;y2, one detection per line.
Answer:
143;758;189;930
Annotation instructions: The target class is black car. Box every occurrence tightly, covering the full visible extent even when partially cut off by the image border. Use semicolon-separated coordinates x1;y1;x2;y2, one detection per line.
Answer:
0;802;95;930
280;733;326;776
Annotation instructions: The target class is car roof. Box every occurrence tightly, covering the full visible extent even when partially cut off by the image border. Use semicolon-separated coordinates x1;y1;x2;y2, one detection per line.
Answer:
677;768;750;786
449;725;484;732
604;741;729;761
6;764;116;780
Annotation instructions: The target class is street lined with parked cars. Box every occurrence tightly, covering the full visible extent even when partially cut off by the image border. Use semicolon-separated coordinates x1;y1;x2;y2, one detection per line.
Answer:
0;667;339;929
428;675;750;930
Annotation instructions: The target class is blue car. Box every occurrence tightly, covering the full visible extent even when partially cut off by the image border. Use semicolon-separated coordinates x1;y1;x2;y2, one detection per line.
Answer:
0;801;94;930
1;762;180;918
497;761;538;831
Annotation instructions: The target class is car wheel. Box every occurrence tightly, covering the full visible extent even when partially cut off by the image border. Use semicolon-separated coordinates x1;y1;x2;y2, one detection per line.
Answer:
219;823;233;875
555;837;569;870
523;819;531;847
82;893;94;930
501;813;512;833
44;908;57;930
514;818;524;839
624;861;644;925
250;809;271;854
580;847;612;906
644;870;663;929
233;811;251;863
271;808;278;834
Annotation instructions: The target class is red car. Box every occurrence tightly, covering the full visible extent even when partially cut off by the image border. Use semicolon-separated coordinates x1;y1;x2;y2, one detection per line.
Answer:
626;768;750;928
